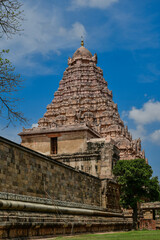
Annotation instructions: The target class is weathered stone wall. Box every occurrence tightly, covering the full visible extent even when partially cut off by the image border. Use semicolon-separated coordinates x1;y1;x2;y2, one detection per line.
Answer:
20;127;100;156
139;219;156;230
139;202;160;230
21;132;86;156
58;131;87;154
54;139;119;179
101;179;121;211
87;139;119;179
106;180;121;210
20;131;87;155
53;152;101;177
20;134;50;155
0;137;101;206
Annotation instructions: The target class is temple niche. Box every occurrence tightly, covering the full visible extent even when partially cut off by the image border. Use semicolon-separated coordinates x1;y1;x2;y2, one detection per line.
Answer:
19;41;146;179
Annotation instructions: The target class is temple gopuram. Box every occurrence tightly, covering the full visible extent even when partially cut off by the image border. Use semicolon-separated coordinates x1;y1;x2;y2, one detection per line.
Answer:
19;40;146;179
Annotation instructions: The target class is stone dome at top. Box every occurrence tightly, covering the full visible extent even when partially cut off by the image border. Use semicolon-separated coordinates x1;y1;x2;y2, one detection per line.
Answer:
72;46;93;59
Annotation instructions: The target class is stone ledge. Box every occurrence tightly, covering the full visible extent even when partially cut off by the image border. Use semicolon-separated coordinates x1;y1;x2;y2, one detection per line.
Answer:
19;124;101;138
0;221;130;228
0;199;124;218
0;192;103;211
141;201;160;209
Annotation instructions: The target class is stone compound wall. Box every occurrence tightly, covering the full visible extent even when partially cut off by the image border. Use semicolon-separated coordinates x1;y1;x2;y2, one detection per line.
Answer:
0;136;101;206
0;136;132;238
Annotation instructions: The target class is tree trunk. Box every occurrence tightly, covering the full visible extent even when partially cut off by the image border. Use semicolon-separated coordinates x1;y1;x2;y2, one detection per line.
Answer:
133;205;138;230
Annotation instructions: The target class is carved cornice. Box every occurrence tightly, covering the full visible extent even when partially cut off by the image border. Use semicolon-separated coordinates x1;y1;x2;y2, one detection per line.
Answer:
0;192;103;211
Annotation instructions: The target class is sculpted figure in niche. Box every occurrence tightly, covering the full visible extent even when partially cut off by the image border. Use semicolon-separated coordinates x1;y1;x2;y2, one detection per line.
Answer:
51;120;58;128
68;57;72;65
82;112;94;126
137;138;141;152
38;117;49;128
75;110;82;123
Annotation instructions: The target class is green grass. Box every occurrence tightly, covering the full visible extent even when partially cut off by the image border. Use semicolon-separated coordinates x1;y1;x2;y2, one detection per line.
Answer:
53;230;160;240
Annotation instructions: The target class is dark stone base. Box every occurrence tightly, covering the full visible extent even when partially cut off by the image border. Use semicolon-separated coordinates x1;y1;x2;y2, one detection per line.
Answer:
0;222;132;239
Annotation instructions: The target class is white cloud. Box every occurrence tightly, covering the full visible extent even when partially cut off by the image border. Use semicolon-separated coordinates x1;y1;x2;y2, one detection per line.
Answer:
129;125;146;141
125;100;160;145
0;1;86;74
129;100;160;125
150;130;160;145
59;22;86;41
70;0;119;9
121;110;146;140
0;0;158;74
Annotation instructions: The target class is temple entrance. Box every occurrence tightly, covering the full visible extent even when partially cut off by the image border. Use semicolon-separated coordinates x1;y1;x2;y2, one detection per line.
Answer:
50;137;57;154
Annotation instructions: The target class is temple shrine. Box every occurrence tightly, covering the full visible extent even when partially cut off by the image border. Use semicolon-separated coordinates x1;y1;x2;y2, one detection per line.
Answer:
19;40;146;179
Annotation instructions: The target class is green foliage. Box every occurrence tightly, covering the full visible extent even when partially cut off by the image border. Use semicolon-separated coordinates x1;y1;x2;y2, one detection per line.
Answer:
113;159;160;209
146;176;160;201
0;0;23;38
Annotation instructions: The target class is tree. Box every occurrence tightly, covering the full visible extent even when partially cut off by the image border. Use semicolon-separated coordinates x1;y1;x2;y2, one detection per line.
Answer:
0;49;27;127
0;0;27;127
113;159;160;229
0;0;23;38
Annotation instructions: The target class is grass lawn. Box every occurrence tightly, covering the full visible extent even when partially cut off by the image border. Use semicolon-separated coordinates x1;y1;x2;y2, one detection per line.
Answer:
53;230;160;240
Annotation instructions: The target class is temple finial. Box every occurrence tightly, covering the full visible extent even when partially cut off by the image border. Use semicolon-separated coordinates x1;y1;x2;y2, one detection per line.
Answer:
81;36;84;46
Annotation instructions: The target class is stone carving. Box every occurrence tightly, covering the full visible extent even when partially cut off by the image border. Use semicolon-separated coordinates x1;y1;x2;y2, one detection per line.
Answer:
0;191;103;211
31;44;145;160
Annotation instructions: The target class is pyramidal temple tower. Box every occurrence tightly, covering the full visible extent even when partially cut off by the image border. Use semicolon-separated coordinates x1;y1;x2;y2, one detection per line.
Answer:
19;41;145;173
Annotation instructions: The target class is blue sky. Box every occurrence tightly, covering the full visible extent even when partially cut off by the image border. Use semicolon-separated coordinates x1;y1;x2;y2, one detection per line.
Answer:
0;0;160;178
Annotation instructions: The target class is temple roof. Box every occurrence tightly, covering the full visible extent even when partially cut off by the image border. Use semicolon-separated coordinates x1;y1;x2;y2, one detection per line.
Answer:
19;124;101;138
68;41;97;65
72;46;92;59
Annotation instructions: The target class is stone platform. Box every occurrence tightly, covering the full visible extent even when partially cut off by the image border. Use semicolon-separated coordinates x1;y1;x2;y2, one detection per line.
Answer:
0;193;131;239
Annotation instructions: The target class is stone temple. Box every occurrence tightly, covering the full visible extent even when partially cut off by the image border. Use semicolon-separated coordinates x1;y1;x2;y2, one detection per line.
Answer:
0;42;148;239
19;40;145;179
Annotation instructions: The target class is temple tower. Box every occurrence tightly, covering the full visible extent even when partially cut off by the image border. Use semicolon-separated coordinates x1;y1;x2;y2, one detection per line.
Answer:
19;42;145;162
